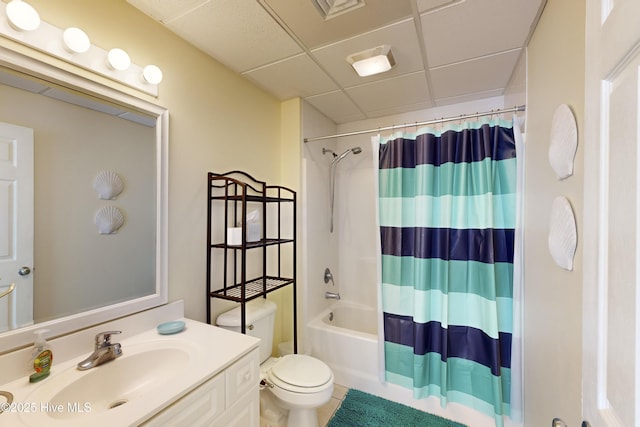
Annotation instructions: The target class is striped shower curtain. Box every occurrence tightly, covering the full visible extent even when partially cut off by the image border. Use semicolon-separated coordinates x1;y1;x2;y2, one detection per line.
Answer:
375;117;523;426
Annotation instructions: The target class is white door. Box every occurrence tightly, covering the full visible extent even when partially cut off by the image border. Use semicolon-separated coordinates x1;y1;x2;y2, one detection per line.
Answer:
0;122;34;332
583;0;640;426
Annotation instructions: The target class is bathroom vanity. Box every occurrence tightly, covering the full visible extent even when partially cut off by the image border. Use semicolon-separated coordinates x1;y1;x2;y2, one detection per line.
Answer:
0;302;260;426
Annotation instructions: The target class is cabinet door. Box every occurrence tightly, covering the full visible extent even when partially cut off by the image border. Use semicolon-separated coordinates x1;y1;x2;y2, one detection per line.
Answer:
226;348;260;402
141;373;225;427
214;388;260;427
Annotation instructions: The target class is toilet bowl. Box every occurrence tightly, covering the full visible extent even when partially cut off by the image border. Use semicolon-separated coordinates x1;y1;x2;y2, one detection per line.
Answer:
216;299;334;427
261;354;334;426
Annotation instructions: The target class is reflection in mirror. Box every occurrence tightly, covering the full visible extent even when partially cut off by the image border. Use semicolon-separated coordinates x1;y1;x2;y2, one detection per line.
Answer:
0;46;168;353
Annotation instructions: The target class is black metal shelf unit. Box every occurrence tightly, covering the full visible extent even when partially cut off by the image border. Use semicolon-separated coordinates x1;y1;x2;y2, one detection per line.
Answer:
206;171;297;353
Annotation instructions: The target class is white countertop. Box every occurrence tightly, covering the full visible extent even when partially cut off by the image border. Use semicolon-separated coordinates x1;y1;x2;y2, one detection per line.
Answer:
0;314;259;426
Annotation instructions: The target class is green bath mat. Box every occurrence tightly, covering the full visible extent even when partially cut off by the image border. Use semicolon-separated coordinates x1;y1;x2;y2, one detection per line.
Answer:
328;389;467;427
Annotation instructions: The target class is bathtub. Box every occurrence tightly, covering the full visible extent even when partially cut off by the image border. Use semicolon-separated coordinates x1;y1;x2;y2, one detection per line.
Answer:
307;302;517;427
308;301;380;390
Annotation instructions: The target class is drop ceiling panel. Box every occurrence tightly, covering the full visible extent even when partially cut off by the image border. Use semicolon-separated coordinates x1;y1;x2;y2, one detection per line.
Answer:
430;49;521;100
416;0;460;13
362;99;436;120
436;88;506;107
126;0;210;22
242;54;339;99
262;0;414;49
304;90;366;124
311;18;423;89
127;0;546;124
421;0;540;67
153;0;303;72
346;71;432;114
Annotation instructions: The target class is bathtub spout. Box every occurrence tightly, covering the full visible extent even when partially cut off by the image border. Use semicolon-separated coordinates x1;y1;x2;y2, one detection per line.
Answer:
325;291;341;300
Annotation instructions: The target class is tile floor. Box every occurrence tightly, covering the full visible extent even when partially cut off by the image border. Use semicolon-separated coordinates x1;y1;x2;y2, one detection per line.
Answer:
317;384;348;427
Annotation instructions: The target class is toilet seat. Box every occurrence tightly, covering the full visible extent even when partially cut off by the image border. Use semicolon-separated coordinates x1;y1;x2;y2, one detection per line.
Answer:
267;355;333;394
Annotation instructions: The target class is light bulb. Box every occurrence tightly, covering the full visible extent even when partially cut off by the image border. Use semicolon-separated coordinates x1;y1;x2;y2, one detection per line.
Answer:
6;0;40;31
107;48;131;71
142;65;163;84
62;27;90;54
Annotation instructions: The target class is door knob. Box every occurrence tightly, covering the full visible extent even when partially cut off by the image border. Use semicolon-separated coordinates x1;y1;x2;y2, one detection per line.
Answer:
18;266;31;276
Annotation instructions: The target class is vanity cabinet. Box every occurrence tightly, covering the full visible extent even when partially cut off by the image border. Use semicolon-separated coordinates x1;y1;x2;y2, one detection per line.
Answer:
141;348;260;426
206;171;297;352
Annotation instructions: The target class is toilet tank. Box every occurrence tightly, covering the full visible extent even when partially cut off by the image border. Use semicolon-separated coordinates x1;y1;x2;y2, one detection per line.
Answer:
216;299;276;363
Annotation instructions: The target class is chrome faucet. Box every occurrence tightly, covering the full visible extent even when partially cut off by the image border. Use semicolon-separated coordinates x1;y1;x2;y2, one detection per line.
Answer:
325;291;341;300
77;331;122;370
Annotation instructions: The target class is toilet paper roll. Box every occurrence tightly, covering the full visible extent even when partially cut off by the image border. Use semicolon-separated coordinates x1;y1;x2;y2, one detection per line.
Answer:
226;227;242;245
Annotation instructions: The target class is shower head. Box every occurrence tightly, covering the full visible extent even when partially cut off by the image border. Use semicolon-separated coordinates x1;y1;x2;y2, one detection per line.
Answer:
328;146;362;232
332;147;362;165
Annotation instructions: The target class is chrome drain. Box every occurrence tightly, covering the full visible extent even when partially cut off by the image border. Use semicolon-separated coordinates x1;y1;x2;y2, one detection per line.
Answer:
109;399;128;409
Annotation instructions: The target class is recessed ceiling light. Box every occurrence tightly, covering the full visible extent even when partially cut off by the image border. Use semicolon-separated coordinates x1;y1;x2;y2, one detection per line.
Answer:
312;0;365;20
346;45;395;77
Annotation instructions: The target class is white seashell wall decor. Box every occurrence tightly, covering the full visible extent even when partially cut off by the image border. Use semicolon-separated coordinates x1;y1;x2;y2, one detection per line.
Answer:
93;171;124;200
548;196;577;270
95;206;125;234
548;104;578;179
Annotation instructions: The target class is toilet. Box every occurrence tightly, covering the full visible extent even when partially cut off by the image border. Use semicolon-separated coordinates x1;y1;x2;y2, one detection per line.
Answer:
216;299;334;427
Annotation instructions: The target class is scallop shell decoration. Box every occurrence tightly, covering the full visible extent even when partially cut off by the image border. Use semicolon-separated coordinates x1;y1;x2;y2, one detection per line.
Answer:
548;104;578;179
94;206;125;234
93;171;124;200
548;196;577;271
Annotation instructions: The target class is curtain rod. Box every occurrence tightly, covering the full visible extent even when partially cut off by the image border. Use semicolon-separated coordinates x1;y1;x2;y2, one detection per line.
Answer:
303;104;526;143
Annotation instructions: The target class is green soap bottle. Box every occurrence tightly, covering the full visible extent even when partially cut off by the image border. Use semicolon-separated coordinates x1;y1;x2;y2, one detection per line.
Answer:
29;330;53;383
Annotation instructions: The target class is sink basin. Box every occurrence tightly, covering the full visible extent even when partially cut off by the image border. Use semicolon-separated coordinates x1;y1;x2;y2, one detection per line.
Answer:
50;347;189;418
21;339;194;425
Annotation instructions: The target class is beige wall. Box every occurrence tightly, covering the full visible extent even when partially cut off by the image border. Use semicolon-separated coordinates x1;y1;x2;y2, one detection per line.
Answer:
269;98;302;354
525;0;585;424
6;0;285;325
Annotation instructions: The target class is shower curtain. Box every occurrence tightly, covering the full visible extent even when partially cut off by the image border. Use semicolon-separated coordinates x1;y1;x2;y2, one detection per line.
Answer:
374;116;524;426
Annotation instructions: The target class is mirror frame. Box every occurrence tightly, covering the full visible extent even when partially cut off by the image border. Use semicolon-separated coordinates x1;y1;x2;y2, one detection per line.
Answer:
0;44;169;353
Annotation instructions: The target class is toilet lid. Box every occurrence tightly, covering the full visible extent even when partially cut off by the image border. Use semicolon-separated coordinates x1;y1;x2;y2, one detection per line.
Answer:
269;355;332;388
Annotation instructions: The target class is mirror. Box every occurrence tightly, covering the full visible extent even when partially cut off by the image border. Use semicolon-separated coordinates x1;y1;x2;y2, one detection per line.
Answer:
0;45;168;353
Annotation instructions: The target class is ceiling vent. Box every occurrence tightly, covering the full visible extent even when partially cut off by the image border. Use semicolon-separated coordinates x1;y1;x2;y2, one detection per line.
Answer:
312;0;366;20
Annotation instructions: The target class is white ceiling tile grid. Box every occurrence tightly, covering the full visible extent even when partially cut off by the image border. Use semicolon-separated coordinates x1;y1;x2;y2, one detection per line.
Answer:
127;0;546;124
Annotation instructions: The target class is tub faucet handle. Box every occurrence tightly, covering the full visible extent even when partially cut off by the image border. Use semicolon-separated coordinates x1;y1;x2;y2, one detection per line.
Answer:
324;268;334;286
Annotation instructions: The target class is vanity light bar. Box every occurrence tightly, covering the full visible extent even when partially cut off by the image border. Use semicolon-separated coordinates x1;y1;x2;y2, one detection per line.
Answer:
0;1;162;96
